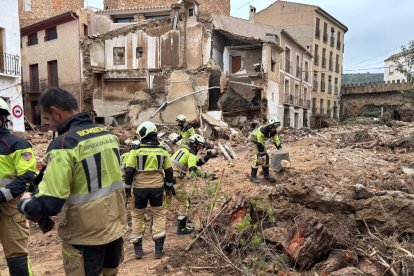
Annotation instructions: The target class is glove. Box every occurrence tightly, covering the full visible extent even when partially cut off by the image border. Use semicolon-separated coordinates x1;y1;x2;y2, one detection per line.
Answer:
125;188;131;199
172;138;178;145
164;182;174;196
203;150;213;162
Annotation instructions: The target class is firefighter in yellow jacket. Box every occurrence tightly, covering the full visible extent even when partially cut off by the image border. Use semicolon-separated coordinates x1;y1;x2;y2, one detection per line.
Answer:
249;117;282;183
124;121;173;259
18;88;127;276
169;134;211;235
172;114;195;147
0;98;36;276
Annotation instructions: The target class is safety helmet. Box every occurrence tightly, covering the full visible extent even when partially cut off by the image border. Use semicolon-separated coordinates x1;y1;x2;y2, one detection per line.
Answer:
130;140;140;146
188;134;205;146
268;117;280;127
136;121;157;139
176;114;187;123
0;98;10;115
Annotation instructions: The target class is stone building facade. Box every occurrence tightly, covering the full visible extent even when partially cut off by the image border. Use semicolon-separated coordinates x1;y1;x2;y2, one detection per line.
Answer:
103;0;230;16
18;0;83;27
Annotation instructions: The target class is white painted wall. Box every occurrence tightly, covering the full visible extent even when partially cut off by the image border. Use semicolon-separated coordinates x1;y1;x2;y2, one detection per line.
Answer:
384;57;411;82
266;79;280;119
0;1;24;131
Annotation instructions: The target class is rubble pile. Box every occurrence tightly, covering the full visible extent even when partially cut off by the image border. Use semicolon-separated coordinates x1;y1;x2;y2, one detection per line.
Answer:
2;119;413;275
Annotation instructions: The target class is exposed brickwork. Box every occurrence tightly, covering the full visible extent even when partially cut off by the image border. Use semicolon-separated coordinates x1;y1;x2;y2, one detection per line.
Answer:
18;0;83;27
103;0;230;16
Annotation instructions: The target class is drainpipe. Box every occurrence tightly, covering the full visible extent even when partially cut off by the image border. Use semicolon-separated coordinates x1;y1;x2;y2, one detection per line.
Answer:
70;11;83;111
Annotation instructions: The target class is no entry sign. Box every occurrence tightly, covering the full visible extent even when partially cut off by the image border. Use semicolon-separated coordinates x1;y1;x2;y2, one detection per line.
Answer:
12;105;23;118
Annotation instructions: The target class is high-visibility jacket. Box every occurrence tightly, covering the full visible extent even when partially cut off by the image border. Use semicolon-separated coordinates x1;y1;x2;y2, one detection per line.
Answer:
171;145;207;176
177;124;195;147
249;125;282;152
19;113;127;245
124;141;173;189
0;128;36;215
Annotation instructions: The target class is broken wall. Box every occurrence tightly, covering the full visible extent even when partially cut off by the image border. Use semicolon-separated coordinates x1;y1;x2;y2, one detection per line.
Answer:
185;18;211;69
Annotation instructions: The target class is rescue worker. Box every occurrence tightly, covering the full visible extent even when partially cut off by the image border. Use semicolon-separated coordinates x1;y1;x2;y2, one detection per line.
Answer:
0;98;36;276
172;114;195;147
17;88;127;276
121;140;140;170
124;121;173;259
169;134;211;235
249;117;282;184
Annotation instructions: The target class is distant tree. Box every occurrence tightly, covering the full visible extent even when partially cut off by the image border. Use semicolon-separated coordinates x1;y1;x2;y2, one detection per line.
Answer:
394;40;414;83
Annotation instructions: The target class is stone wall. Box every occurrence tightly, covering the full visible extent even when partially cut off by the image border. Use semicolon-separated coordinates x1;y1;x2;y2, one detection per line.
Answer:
103;0;230;16
341;82;414;121
18;0;83;27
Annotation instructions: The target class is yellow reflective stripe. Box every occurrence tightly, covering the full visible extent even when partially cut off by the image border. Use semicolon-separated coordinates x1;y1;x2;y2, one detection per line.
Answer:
0;178;13;187
66;181;123;205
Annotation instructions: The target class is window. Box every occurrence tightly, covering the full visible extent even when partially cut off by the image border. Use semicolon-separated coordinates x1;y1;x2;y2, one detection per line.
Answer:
313;72;318;91
45;26;57;41
136;47;144;58
29;64;39;92
24;0;31;11
285;47;291;73
304;61;309;82
189;8;194;16
322;48;326;68
314;44;319;65
320;99;324;114
336;31;341;50
328;75;332;94
329;51;333;71
312;98;317;113
303;87;308;107
113;17;134;23
330;27;335;47
321;73;325;91
27;33;38;46
271;59;276;72
296;55;301;78
389;65;394;75
335;54;340;73
327;100;331;115
315;17;320;38
335;77;338;94
48;60;58;88
323;22;328;42
83;24;88;36
284;79;291;104
113;47;125;65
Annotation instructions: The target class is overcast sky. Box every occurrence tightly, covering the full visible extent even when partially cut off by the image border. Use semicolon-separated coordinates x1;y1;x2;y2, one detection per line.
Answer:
86;0;414;74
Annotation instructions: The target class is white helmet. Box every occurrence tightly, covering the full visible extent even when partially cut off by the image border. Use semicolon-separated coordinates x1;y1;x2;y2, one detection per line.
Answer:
130;140;140;146
176;114;186;123
268;117;280;127
0;98;10;115
136;121;157;139
188;134;205;146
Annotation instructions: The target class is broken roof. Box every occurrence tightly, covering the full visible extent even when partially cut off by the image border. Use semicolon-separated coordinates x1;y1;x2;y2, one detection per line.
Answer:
21;11;79;36
96;6;171;14
212;15;311;55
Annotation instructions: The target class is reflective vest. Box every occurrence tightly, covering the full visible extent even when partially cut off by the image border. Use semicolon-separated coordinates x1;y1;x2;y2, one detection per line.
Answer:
35;113;127;245
178;124;195;147
250;125;281;148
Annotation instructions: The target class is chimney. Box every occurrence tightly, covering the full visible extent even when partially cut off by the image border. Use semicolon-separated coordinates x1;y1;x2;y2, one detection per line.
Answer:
249;5;256;22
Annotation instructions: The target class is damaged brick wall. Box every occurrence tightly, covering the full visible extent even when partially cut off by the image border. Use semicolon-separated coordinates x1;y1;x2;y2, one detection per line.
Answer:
103;0;230;16
18;0;83;27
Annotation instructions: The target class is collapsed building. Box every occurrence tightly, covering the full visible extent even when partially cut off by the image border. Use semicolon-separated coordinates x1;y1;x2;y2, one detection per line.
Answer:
84;0;313;128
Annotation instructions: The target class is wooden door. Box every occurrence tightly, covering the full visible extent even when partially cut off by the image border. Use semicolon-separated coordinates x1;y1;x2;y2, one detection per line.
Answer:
231;56;241;73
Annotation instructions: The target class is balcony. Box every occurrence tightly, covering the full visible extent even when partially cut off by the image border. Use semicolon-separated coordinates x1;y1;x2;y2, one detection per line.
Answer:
22;79;48;94
0;52;20;76
322;57;326;68
283;93;290;104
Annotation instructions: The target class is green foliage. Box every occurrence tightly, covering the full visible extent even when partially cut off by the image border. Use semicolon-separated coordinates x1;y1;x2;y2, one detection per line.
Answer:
395;40;414;83
236;214;252;232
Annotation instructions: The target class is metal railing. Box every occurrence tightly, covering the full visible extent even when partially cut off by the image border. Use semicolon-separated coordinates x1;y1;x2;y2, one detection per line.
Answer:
22;79;48;94
0;52;20;76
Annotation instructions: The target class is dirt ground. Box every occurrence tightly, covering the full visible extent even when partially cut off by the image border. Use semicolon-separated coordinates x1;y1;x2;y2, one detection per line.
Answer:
1;118;413;275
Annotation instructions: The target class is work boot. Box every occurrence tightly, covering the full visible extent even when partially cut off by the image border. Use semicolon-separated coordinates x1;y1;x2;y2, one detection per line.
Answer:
263;166;276;182
133;238;143;259
250;167;261;184
177;217;194;235
6;255;31;276
154;237;165;259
